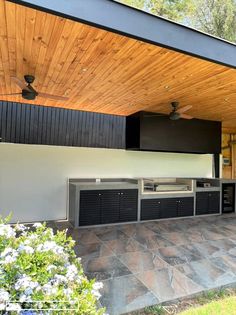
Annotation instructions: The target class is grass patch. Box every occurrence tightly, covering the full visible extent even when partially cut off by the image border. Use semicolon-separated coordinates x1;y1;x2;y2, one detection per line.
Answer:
179;296;236;315
196;288;231;305
144;305;166;314
127;288;236;315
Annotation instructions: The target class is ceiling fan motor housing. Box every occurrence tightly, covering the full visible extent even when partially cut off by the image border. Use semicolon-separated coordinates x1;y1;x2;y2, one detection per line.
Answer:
170;111;180;120
22;89;37;100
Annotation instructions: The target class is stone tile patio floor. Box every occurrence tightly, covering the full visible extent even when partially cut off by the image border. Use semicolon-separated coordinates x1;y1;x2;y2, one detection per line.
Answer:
54;214;236;315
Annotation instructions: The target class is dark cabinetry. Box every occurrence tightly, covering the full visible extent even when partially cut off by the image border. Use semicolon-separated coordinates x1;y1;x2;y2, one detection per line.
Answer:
126;111;221;154
79;190;101;226
119;189;139;222
178;197;195;217
79;189;138;226
141;199;162;220
141;197;194;221
161;198;178;218
196;191;220;215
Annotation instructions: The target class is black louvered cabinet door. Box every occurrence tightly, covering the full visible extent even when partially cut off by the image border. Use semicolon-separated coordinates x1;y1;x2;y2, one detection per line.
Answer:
161;198;178;218
100;190;120;224
178;197;194;217
208;192;220;214
119;189;138;222
79;190;101;226
141;199;162;221
196;192;208;215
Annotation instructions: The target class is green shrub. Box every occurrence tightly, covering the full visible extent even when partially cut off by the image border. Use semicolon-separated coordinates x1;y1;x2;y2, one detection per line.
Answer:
0;216;106;314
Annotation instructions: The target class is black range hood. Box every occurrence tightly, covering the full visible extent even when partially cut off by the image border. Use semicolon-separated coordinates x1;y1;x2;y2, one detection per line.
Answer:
126;111;221;154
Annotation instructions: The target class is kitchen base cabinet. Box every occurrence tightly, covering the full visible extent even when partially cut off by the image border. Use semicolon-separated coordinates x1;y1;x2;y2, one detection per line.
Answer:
100;190;120;224
161;198;178;219
79;189;138;226
208;192;220;214
141;197;194;221
141;199;162;220
178;197;194;217
79;190;102;226
196;192;220;215
119;189;138;222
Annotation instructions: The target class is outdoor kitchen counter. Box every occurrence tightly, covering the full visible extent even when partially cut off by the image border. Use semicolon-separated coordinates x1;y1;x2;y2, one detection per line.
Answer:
69;178;138;190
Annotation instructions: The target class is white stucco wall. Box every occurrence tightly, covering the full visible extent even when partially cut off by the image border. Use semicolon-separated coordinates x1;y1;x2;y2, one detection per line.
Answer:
0;143;213;223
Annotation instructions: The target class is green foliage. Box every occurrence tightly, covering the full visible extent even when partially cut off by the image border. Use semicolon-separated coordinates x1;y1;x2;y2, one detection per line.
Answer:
118;0;236;42
197;288;232;304
120;0;146;9
147;0;194;21
180;296;236;314
191;0;236;42
119;0;193;21
0;217;105;314
144;304;166;314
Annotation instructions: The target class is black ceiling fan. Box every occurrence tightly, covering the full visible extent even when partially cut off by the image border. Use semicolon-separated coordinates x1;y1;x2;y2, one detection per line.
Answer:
145;101;193;120
0;75;69;101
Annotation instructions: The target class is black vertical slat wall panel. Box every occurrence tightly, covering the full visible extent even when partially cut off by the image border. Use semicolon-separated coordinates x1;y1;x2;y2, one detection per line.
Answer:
0;101;126;149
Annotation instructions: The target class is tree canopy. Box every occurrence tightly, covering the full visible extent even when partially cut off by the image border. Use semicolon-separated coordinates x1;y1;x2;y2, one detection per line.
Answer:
119;0;236;42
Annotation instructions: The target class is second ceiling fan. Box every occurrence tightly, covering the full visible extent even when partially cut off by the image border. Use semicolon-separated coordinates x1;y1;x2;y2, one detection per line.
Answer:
145;101;193;120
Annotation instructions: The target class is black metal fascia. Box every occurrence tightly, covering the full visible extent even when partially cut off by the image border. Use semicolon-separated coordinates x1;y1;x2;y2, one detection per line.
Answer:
7;0;236;69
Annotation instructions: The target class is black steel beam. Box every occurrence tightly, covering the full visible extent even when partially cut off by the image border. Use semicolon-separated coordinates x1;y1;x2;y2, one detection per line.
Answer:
7;0;236;69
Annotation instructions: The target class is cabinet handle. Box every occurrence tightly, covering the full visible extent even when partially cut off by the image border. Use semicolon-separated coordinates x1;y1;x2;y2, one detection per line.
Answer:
118;193;120;195
98;193;101;196
121;193;124;195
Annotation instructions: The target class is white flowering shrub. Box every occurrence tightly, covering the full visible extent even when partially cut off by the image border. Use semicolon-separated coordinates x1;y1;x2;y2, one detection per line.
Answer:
0;216;106;315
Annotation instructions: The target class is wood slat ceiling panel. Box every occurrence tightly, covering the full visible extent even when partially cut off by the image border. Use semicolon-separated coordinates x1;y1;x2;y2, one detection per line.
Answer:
1;0;236;131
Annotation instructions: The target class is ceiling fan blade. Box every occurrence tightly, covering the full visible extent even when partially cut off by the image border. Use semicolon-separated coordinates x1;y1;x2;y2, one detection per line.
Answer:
11;76;30;91
180;113;193;120
38;92;69;101
178;105;192;114
0;92;22;96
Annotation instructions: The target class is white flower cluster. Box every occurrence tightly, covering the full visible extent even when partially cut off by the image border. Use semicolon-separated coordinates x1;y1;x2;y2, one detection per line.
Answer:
0;290;20;312
27;234;38;241
0;224;15;238
33;222;43;228
66;264;78;281
0;247;18;264
42;282;57;295
18;244;34;254
14;223;28;232
5;303;21;312
0;288;10;304
92;282;103;300
0;219;105;314
15;274;39;292
36;241;65;256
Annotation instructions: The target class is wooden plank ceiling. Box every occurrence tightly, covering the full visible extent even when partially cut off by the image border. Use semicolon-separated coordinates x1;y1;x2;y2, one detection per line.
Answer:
1;0;236;132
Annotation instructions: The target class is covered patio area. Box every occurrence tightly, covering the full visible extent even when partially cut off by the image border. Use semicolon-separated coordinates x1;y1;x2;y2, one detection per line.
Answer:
54;215;236;314
1;0;236;314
